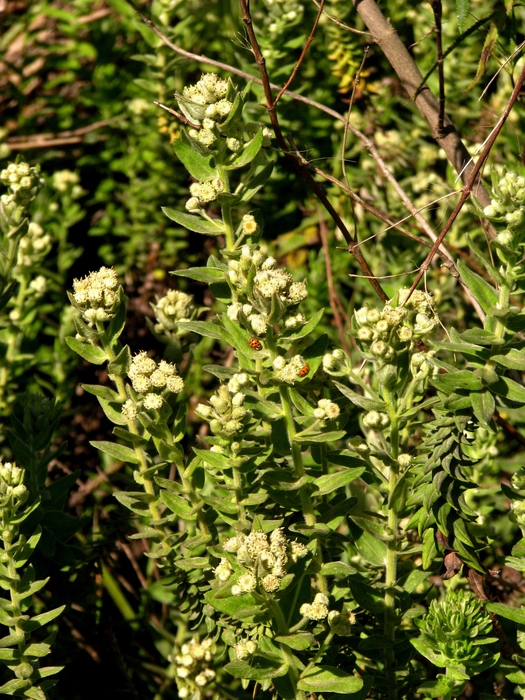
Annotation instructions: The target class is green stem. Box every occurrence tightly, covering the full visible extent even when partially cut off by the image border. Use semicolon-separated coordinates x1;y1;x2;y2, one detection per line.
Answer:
279;385;316;527
218;165;235;251
382;385;400;700
101;336;162;524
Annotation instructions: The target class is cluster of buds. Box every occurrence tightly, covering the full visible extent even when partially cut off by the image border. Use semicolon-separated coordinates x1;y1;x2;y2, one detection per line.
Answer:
328;609;356;636
354;289;435;387
226;246;308;337
70;267;121;328
122;352;184;419
221;528;308;595
170;638;216;699
151;289;198;338
313;398;340;423
195;376;251;440
0;161;44;210
0;461;28;510
17;221;51;267
484;169;525;233
234;637;258;660
484;169;525;265
322;348;350;376
362;410;390;432
272;354;309;384
187;176;224;207
51;169;82;197
300;592;330;621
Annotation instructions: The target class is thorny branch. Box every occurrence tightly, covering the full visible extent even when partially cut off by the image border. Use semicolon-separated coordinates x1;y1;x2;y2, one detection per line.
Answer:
429;0;446;137
405;61;525;302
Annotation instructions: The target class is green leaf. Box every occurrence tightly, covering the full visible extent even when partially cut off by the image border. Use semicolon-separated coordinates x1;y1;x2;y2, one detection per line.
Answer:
173;130;216;180
456;0;469;31
174;556;209;570
162;208;225;235
90;440;141;465
224;657;288;681
172;267;225;283
491;376;525;405
239;162;274;203
193;448;231;471
275;632;314;651
353;527;387;567
470;390;495;427
82;384;121;402
160;492;196;520
294;430;347;444
321;561;357;577
21;605;65;632
332;382;384;411
486;601;525;625
176;320;228;343
492;348;525;370
298;666;364;694
314;466;366;496
225;129;263;170
431;370;484;392
0;679;31;694
348;577;384;612
65;337;107;365
114;491;155;516
459;328;502;345
457;260;498;313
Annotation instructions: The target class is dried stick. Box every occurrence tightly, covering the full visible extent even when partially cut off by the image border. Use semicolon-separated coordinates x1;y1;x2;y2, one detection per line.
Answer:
405;61;525;301
351;0;492;208
238;0;388;301
274;0;326;106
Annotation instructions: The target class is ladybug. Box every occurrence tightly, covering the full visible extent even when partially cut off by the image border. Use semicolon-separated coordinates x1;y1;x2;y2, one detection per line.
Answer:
249;338;262;351
297;363;310;377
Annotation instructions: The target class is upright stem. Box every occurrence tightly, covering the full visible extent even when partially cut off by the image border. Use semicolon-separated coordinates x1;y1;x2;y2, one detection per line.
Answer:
279;385;316;527
383;385;400;699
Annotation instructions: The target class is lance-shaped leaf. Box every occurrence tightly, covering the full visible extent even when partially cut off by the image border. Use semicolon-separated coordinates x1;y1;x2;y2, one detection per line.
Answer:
298;666;364;694
173;130;216;180
162;208;225;235
65;337;108;365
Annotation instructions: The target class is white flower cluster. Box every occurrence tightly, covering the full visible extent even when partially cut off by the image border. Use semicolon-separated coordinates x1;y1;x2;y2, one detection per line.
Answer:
313;398;340;422
363;410;390;431
181;74;232;151
170;638;216;699
122;352;184;419
272;354;308;384
354;289;435;364
226;246;308;337
221;528;308;595
17;221;51;267
195;375;251;439
71;267;120;327
0;461;28;506
300;592;330;621
1;161;43;212
151;289;196;336
188;176;224;205
51;169;80;193
484;170;525;237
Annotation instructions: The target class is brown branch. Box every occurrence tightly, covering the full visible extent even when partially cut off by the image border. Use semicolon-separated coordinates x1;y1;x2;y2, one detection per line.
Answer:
318;212;352;354
405;60;525;301
311;0;372;36
6;118;120;150
153;101;201;129
274;0;326;106
351;0;492;208
238;0;388;301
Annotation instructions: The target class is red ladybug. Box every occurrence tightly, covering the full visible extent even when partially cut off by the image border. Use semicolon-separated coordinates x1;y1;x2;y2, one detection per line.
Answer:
297;363;310;377
249;338;262;351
